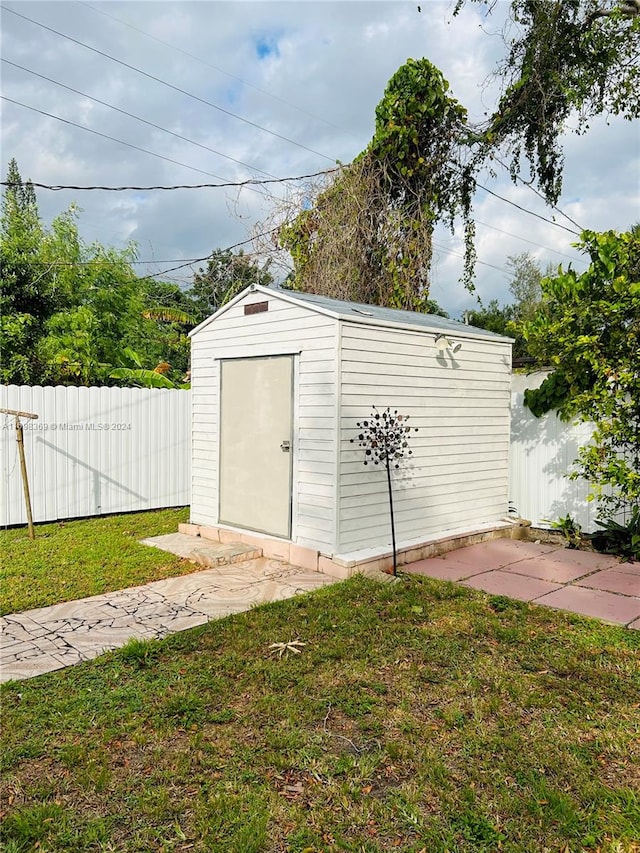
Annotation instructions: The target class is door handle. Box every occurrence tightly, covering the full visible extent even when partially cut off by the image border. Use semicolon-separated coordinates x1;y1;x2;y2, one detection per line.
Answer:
280;440;291;452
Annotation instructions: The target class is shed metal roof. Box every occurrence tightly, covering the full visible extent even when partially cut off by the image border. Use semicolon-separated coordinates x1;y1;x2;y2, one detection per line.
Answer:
272;287;513;341
190;284;514;344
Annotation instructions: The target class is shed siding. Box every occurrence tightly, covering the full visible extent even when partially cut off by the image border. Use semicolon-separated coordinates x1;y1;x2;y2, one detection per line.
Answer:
338;323;511;552
190;295;338;552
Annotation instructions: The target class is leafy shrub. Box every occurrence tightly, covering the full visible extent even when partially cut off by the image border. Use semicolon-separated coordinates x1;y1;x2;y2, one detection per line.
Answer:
591;507;640;562
550;514;582;549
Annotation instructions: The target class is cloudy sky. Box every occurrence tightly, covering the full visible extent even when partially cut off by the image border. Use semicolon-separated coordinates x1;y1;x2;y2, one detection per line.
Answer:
2;0;638;316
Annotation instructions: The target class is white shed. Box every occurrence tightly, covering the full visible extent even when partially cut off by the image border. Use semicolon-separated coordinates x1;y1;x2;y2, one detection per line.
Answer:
188;285;514;572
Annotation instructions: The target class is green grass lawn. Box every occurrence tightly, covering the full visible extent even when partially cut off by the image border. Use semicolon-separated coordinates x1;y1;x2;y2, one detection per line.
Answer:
0;507;190;615
1;574;638;852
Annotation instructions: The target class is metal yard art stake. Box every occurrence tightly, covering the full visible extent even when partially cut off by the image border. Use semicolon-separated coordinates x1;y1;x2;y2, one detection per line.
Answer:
351;407;417;576
0;407;39;539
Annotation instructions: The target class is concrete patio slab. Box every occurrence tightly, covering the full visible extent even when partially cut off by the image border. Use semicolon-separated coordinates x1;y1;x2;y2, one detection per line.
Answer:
535;585;640;625
501;556;595;584
543;548;621;571
387;557;485;582
607;561;640;576
462;570;563;602
575;569;640;596
436;538;562;570
404;538;639;628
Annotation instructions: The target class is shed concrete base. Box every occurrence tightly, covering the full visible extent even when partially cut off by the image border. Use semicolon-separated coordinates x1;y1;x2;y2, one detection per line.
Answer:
178;518;531;580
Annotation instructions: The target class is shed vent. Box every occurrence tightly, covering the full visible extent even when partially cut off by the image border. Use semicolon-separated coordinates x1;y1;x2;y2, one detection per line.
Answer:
245;301;268;316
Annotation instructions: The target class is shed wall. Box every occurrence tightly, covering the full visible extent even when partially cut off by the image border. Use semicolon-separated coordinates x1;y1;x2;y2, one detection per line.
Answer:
338;322;512;553
190;295;338;552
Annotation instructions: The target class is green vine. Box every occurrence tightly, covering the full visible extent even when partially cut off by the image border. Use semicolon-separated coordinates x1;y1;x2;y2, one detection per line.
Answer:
280;59;477;308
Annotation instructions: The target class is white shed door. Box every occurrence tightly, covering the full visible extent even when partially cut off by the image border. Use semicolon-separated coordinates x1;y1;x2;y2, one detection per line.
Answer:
219;356;293;538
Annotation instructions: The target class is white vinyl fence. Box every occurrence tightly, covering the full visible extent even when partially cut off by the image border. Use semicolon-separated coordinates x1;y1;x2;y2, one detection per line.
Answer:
509;372;598;532
1;385;190;526
2;378;599;531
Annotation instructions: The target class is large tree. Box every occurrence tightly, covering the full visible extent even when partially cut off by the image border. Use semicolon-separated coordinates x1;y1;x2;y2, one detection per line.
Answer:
0;159;49;383
506;252;547;324
1;161;197;387
36;224;145;386
522;229;640;517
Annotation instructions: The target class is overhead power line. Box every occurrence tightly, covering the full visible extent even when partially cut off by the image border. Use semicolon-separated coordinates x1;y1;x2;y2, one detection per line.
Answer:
3;6;337;164
12;232;514;281
473;180;581;236
6;256;233;267
474;219;583;263
8;228;286;280
0;161;579;244
139;227;284;283
445;158;583;237
79;1;342;132
2;58;276;180
432;240;510;276
490;154;585;232
2;8;586;258
74;0;601;250
0;170;338;193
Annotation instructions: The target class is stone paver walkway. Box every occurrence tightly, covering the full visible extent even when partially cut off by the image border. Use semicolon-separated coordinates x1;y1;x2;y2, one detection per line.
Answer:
405;539;640;628
0;555;334;683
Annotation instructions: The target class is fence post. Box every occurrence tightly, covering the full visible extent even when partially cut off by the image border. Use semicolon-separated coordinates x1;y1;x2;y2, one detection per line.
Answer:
0;407;39;539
